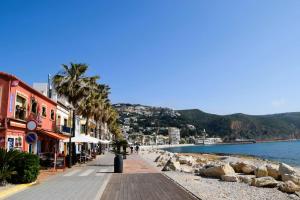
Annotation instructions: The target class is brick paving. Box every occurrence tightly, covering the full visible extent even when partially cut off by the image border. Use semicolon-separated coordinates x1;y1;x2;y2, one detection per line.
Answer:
101;153;198;200
123;153;158;174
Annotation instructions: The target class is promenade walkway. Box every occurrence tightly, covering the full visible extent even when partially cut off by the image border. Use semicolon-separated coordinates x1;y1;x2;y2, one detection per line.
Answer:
5;153;114;200
100;154;198;200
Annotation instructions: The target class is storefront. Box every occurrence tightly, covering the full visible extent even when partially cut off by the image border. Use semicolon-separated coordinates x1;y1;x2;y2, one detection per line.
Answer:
38;129;69;154
1;119;29;152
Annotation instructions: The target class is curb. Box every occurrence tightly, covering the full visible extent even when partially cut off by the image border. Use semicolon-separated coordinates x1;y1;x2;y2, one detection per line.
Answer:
162;173;202;200
94;173;112;200
0;181;37;199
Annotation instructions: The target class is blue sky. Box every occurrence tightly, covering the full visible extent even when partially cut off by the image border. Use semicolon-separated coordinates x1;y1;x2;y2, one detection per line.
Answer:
1;0;300;115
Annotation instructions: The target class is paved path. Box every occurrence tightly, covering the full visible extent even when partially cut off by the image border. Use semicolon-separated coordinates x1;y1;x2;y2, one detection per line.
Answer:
6;153;114;200
101;153;198;200
123;154;158;174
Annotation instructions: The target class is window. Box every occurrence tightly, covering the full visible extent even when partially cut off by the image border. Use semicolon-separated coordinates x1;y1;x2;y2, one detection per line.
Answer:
7;137;22;151
14;137;22;149
42;105;47;117
15;94;27;120
31;99;37;114
81;125;86;133
50;110;55;120
63;118;68;126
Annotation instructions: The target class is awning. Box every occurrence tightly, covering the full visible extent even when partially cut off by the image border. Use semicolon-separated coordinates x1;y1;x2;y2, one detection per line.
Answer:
99;140;111;144
39;130;70;140
63;134;100;144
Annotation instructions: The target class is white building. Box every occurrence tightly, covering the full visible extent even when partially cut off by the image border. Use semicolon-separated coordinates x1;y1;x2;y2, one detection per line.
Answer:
33;83;73;136
32;83;49;96
156;135;169;145
168;127;180;145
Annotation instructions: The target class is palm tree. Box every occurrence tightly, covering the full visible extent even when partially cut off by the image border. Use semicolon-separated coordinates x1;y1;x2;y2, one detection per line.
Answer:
93;85;110;139
77;79;99;135
105;106;122;140
0;149;20;186
52;63;98;167
94;85;110;138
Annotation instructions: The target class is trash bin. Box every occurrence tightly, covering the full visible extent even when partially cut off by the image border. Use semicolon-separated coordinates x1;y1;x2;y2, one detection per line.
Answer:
114;154;123;173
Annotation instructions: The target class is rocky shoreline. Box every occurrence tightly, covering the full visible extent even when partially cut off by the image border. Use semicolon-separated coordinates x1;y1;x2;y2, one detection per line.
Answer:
140;147;300;200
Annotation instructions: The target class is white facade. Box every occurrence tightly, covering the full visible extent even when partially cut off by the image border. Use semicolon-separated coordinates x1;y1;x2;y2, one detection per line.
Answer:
32;83;49;96
168;127;180;145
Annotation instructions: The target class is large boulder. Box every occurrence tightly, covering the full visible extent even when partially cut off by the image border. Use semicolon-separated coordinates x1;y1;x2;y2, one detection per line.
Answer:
266;164;280;180
196;157;209;164
282;174;300;185
180;166;194;173
251;176;278;188
177;156;195;166
221;174;239;182
279;181;300;193
238;175;256;185
154;155;162;162
255;165;268;178
162;158;181;171
279;163;297;176
200;163;235;178
155;154;171;166
167;152;174;157
230;162;256;174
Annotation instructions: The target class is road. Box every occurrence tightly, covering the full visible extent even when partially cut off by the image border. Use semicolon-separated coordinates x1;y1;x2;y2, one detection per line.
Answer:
6;153;114;200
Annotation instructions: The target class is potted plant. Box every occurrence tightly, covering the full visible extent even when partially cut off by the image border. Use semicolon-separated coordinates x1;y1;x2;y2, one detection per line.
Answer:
120;140;129;159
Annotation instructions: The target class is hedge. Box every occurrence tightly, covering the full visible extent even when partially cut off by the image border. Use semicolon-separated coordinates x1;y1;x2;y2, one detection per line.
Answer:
9;152;40;184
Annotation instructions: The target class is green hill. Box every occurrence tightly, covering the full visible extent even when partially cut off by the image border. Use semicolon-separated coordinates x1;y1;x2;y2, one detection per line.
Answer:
177;109;300;141
114;103;300;141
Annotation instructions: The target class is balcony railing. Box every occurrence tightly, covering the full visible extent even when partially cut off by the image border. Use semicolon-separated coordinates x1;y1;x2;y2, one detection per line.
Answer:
56;125;72;134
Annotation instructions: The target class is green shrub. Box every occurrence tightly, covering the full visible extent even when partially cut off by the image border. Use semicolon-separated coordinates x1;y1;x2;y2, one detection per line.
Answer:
0;148;21;186
10;152;40;184
179;138;186;144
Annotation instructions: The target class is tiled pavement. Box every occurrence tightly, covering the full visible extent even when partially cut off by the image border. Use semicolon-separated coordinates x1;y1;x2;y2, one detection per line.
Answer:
6;153;198;200
123;153;158;174
5;153;115;200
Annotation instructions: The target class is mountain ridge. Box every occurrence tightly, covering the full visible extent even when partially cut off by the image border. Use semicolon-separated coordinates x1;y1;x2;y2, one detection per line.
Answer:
113;103;300;141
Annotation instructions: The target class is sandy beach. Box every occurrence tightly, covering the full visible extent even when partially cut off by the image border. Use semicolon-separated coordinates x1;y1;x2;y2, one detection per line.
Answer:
140;146;300;200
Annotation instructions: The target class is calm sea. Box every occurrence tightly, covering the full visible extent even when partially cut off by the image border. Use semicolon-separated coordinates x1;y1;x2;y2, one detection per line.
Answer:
164;140;300;166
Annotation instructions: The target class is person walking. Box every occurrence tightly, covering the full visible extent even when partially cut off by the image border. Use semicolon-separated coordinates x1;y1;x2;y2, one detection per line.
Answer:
135;145;139;154
130;146;134;154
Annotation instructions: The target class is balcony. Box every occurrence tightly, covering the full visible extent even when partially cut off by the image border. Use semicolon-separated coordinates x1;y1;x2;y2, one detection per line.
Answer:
56;125;72;135
15;106;27;121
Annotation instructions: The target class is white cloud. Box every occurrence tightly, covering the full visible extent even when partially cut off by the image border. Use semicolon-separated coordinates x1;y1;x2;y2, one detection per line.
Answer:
271;98;286;108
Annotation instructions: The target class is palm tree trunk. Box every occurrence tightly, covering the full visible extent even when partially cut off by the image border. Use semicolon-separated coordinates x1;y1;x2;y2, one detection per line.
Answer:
99;122;102;139
85;117;89;135
68;110;76;168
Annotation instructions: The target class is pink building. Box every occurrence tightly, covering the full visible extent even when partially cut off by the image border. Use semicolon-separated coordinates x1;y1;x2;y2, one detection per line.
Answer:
0;72;68;153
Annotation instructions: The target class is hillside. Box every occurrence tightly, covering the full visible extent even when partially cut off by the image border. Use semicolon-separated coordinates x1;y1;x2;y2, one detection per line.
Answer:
178;109;300;140
114;104;300;141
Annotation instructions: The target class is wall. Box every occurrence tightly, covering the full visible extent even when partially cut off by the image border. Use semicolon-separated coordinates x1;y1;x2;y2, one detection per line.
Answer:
0;75;56;131
0;77;9;120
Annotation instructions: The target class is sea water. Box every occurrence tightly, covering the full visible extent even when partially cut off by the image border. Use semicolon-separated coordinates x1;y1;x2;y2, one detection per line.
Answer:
164;140;300;166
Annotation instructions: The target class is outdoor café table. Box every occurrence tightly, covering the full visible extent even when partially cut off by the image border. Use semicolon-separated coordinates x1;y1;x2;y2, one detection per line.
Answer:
79;154;87;163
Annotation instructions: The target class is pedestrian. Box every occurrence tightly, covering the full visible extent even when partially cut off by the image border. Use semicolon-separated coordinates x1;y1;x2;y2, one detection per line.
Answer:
130;146;134;154
135;145;139;154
